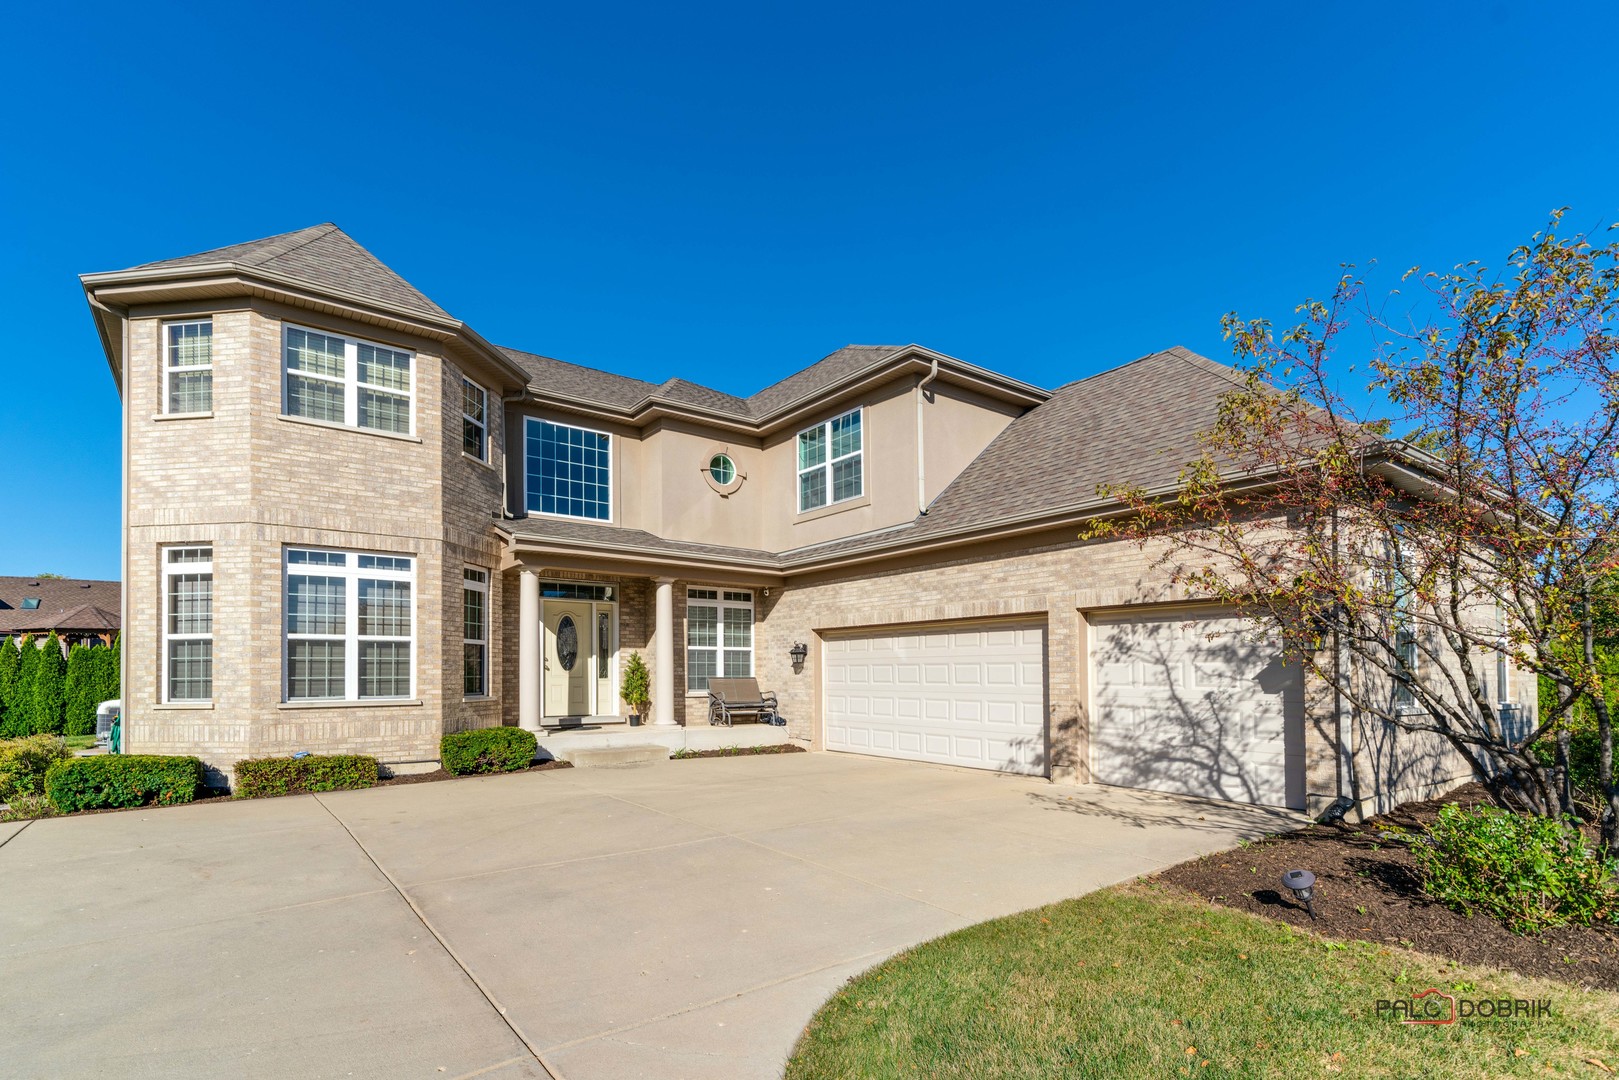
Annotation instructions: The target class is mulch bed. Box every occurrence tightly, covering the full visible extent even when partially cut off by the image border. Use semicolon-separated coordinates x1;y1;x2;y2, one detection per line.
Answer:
374;759;573;786
673;743;807;759
1154;782;1619;991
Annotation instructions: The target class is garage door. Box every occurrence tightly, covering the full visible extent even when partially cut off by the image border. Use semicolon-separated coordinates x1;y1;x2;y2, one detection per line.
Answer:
824;622;1047;775
1090;608;1305;808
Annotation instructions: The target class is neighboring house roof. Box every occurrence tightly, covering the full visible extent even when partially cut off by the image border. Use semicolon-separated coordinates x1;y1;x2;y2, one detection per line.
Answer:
0;578;121;636
133;223;452;321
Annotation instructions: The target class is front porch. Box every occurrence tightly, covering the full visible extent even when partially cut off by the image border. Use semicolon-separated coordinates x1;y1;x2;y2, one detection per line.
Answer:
535;721;790;763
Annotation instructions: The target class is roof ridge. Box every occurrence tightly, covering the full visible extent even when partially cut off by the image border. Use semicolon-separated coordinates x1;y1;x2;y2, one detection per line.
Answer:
248;222;341;268
741;344;904;405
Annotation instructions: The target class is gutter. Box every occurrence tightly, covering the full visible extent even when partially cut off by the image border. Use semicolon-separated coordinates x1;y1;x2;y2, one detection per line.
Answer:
916;356;940;515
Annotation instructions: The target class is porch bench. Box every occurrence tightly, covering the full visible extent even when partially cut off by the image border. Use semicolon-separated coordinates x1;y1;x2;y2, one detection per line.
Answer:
707;678;779;727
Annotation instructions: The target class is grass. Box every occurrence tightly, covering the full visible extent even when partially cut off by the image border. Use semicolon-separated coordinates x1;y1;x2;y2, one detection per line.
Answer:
786;885;1619;1079
62;735;96;751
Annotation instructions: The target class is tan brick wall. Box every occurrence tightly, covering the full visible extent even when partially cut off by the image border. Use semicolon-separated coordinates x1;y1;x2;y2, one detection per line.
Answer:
124;301;509;778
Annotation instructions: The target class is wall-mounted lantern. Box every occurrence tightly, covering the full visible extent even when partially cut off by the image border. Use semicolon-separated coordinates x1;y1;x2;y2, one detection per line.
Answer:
789;641;808;671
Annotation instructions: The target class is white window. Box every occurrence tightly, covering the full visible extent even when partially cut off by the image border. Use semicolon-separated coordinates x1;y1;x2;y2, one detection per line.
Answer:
283;324;414;435
1393;623;1418;709
165;320;212;414
462;377;488;461
524;417;612;520
1491;605;1512;703
464;568;488;697
686;588;753;691
284;548;414;702
797;408;862;512
163;546;213;701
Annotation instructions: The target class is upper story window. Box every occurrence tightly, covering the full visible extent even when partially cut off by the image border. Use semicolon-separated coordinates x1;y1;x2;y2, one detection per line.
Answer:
165;320;212;414
283;325;413;436
462;377;488;461
797;408;863;512
525;417;611;521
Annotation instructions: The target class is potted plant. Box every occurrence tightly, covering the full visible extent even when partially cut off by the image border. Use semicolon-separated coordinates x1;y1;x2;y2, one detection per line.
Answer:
621;651;651;725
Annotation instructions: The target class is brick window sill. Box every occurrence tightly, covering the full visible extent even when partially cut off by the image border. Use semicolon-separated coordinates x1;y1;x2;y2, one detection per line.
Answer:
277;699;424;710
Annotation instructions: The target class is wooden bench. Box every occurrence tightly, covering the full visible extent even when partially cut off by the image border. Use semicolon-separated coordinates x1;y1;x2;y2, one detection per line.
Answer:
706;677;779;727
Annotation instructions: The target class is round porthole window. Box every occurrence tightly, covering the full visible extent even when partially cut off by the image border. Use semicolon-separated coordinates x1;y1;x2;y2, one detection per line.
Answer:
702;448;745;495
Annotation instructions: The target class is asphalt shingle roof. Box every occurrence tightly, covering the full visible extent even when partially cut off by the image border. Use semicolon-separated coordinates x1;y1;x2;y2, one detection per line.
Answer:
134;224;451;321
500;519;777;564
0;578;121;636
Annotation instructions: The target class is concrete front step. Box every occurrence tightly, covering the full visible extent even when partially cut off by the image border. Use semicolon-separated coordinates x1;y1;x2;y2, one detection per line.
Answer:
534;722;789;764
565;744;668;769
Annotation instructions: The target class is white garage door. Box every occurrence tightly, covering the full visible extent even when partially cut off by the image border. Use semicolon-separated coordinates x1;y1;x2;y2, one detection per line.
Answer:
1091;608;1305;808
824;622;1047;775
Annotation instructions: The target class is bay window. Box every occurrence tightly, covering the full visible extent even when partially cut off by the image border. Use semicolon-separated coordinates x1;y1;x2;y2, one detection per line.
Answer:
285;548;414;701
165;320;212;414
284;325;414;435
164;546;213;701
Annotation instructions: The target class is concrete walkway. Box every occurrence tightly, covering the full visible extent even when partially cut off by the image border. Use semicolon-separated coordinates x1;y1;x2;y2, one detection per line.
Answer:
0;752;1299;1079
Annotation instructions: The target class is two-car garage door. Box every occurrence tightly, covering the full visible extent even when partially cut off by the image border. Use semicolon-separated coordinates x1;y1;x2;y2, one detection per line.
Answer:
823;622;1047;775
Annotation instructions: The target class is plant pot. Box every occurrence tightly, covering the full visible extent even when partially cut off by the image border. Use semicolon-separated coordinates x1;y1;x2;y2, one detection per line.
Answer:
628;714;641;727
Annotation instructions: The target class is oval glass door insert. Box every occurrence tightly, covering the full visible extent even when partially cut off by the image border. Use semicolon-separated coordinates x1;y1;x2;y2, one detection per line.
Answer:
557;615;579;671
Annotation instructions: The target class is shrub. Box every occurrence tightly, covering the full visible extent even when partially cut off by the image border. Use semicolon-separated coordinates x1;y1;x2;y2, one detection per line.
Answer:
0;637;19;723
1407;803;1619;934
30;632;67;735
0;734;72;800
621;651;651;718
93;635;120;710
44;755;203;813
233;754;379;798
441;727;537;775
0;792;54;822
10;637;40;736
1532;729;1604;814
63;644;98;737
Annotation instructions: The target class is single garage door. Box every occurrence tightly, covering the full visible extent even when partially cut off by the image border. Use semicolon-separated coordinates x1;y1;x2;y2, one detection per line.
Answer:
824;622;1047;775
1090;608;1305;808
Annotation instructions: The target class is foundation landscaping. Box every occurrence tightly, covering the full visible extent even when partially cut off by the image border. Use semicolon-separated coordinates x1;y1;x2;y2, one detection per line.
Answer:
0;726;564;821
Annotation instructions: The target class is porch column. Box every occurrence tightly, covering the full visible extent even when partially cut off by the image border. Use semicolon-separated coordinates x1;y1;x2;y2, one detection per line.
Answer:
652;577;676;725
519;569;541;729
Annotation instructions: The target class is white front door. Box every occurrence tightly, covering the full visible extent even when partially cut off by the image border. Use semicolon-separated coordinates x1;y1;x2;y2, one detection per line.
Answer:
1090;607;1305;809
823;622;1048;775
544;601;593;717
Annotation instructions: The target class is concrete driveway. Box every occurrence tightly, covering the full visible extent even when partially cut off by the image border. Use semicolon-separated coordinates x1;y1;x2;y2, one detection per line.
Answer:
0;751;1298;1079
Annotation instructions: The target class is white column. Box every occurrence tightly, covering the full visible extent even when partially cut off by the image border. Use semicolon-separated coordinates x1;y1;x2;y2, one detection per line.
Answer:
519;569;541;730
652;577;676;725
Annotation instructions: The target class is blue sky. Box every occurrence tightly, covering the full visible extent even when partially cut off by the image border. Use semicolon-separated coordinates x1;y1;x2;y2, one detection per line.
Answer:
2;1;1615;579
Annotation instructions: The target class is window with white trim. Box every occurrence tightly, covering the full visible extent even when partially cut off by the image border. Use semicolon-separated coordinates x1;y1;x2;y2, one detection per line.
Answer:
284;548;414;701
525;417;612;520
686;588;753;691
463;568;488;696
283;325;414;435
797;408;862;512
1491;605;1512;703
462;377;488;461
163;546;213;701
165;320;212;414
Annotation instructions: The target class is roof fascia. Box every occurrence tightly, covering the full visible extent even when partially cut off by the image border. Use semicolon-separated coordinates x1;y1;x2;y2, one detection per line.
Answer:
499;527;785;580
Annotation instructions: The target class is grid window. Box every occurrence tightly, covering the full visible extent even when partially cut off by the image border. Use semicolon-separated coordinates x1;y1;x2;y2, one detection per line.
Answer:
165;320;213;414
525;417;612;520
163;546;213;701
463;568;488;696
797;408;862;512
462;377;488;461
284;548;414;701
283;324;413;435
686;588;753;691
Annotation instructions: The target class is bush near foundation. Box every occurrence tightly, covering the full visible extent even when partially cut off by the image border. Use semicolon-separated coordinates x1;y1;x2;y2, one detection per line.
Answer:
233;754;379;798
441;727;537;775
44;755;203;812
0;734;72;801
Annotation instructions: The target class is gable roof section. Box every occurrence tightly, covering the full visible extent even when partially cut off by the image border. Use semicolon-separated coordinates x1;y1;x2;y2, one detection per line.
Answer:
779;347;1251;565
133;223;451;321
0;578;121;636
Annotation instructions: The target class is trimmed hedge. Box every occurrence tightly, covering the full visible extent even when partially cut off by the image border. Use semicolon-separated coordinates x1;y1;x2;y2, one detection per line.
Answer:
0;734;72;801
45;755;203;812
233;754;379;798
441;727;537;775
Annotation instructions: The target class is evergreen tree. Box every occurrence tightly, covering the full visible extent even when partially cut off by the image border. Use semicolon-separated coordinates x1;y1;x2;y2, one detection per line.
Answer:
30;632;67;735
64;644;97;736
11;636;40;736
94;634;121;706
0;637;19;729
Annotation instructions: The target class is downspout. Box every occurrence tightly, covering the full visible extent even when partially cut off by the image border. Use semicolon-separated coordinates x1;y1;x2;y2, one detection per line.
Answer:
915;358;940;515
1332;506;1356;818
119;306;130;756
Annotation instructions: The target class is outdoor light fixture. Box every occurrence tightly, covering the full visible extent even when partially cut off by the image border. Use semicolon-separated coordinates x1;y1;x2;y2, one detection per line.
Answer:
1282;869;1318;920
789;641;808;669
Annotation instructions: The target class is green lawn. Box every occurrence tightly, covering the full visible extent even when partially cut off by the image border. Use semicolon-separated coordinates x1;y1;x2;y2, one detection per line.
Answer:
62;735;97;751
787;885;1619;1079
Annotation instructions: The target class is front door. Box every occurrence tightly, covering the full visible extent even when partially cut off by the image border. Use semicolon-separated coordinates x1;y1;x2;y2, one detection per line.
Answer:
544;601;592;716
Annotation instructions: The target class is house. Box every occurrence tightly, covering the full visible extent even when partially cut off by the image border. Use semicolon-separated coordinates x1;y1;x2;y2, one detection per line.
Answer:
0;577;120;646
80;224;1506;816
